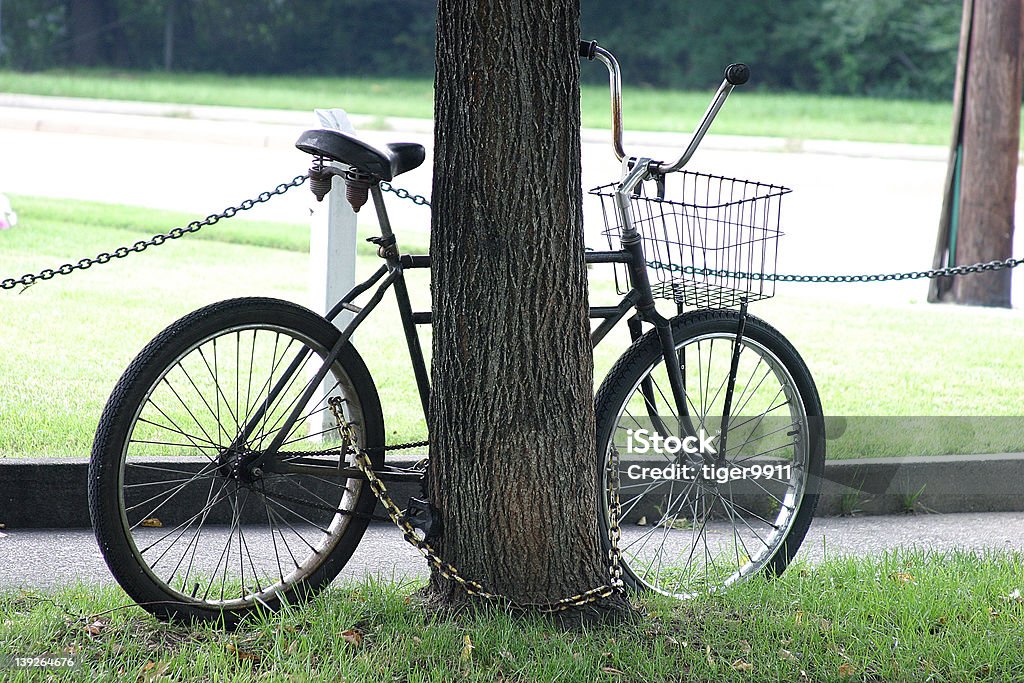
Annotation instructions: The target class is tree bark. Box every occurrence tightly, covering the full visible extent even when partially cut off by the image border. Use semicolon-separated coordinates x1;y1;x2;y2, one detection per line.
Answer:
428;0;619;616
950;0;1023;307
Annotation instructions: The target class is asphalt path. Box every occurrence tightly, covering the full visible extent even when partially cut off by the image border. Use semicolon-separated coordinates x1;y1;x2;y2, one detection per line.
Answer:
2;512;1023;590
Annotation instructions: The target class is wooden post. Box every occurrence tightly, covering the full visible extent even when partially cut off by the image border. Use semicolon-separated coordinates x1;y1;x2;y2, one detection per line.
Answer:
936;0;1024;307
928;0;974;303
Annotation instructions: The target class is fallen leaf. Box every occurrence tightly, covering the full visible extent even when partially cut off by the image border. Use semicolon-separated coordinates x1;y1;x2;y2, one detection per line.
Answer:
780;649;798;663
838;662;856;679
460;634;474;662
84;619;107;636
341;629;363;647
738;639;751;655
988;607;1000;620
794;610;804;625
138;660;170;682
412;636;422;645
891;572;915;584
731;659;754;671
601;666;624;675
140;518;163;528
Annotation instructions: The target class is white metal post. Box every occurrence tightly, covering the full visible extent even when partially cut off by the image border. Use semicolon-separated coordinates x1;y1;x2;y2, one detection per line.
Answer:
309;109;358;438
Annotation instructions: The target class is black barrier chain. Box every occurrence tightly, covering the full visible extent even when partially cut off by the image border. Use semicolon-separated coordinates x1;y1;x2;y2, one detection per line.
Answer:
7;176;1023;289
644;257;1024;283
376;183;1024;284
1;174;308;291
379;180;431;207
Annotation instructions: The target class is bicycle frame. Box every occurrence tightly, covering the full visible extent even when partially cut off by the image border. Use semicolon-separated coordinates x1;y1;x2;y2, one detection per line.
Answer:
245;42;750;479
240;177;677;481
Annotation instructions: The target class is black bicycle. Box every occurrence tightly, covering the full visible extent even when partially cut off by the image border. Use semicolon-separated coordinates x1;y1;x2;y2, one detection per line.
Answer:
89;41;824;623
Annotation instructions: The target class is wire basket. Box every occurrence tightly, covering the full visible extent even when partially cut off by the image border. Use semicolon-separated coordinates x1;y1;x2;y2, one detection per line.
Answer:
590;171;790;309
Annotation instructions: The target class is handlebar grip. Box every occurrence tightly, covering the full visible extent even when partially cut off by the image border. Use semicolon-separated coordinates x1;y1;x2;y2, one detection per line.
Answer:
724;63;750;86
579;39;598;61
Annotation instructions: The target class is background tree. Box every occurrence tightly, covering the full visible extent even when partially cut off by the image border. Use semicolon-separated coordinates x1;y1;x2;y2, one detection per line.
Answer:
426;0;623;617
67;0;122;67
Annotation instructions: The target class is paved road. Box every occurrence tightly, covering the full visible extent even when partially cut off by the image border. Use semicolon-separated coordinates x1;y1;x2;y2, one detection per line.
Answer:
1;512;1022;589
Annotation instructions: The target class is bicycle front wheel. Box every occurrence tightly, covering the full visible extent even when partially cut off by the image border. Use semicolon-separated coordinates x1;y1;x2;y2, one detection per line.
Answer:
595;309;824;598
89;297;384;625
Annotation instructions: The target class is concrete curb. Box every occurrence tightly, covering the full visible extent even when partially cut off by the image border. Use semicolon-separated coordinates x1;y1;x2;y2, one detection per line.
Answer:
0;92;962;163
1;453;1021;529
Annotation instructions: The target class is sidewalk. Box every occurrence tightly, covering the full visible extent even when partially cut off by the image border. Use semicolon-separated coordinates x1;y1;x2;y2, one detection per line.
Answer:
2;512;1022;589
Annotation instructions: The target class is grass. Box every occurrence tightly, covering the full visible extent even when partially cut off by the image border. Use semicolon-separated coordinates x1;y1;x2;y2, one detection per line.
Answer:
1;550;1023;681
0;68;967;145
1;195;1023;459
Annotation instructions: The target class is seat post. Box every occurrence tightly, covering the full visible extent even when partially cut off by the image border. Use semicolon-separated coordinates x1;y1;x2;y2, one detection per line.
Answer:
369;184;398;251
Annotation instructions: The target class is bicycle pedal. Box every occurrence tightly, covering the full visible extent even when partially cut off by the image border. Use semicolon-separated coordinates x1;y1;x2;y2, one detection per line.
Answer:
404;497;441;540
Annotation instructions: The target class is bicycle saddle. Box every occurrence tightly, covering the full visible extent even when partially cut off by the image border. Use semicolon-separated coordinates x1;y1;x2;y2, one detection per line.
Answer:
295;129;425;181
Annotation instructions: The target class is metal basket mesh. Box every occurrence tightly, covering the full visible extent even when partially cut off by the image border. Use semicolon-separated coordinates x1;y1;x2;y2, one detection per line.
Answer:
590;171;790;309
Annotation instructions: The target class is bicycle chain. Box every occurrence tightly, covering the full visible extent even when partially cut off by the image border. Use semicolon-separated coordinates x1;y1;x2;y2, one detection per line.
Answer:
328;398;625;613
0;174;308;291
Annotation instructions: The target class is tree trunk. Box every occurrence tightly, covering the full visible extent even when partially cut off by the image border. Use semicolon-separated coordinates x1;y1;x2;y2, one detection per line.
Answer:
950;0;1023;307
428;0;620;617
68;0;119;67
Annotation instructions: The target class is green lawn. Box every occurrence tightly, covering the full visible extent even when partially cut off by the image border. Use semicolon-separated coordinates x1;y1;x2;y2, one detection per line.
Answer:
2;550;1022;681
1;196;1023;459
0;69;965;145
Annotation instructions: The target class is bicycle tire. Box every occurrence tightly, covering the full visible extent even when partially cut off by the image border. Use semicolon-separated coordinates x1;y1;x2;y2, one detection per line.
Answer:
595;309;824;598
89;297;384;625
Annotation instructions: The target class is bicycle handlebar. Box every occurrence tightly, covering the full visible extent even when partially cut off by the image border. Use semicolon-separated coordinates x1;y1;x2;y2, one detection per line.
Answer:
580;39;748;173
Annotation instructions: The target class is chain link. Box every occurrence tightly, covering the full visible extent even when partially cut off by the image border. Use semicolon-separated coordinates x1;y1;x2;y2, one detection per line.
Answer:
1;175;308;291
8;173;1021;289
645;256;1024;284
379;181;431;207
328;398;625;613
378;181;1024;284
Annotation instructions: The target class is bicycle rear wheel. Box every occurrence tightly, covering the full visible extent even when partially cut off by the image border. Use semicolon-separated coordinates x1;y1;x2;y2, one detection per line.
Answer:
89;297;384;625
595;309;824;598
